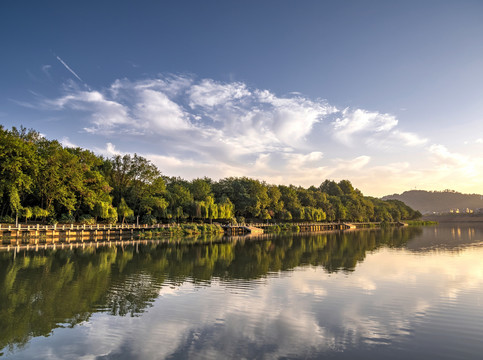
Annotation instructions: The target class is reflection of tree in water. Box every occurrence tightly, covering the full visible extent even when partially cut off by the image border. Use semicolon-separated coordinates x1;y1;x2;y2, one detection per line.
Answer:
0;248;115;354
0;227;421;353
104;273;162;316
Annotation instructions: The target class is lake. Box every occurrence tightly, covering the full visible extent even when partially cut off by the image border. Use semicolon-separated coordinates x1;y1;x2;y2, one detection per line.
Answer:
1;223;482;359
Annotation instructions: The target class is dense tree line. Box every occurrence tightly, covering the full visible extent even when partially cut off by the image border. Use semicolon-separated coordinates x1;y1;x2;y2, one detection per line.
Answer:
0;126;421;224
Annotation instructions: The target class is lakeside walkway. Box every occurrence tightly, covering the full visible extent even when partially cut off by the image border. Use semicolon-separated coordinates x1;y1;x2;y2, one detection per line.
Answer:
0;221;407;247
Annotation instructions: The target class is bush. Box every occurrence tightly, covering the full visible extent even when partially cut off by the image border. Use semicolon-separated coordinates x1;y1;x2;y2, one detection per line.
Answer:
182;224;200;235
106;215;117;224
265;225;281;233
141;214;157;225
59;213;75;224
47;216;58;225
0;215;15;224
79;214;95;225
281;224;291;231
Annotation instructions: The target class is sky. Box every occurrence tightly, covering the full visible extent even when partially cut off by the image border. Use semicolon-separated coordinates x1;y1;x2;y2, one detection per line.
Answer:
1;0;483;197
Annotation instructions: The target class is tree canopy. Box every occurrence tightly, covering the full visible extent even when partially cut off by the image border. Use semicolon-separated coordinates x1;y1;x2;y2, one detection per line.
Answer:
0;126;421;224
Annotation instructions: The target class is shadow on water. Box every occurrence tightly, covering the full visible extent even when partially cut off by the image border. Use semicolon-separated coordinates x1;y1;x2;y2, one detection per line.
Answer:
0;226;438;354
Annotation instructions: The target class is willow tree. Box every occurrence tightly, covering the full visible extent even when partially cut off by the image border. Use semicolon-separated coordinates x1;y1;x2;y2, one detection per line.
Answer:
117;198;134;224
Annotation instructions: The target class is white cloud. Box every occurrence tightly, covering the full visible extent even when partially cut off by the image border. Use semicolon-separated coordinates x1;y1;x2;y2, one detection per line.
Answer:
284;151;324;168
256;90;336;146
429;144;468;168
44;90;131;134
60;136;77;148
391;130;428;146
364;130;428;150
35;74;445;195
333;108;398;146
426;144;483;184
188;79;250;108
41;75;339;155
41;64;52;78
333;155;371;172
93;142;123;157
134;89;191;131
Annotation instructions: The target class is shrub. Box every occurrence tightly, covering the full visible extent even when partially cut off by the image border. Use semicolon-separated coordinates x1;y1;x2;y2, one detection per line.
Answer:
59;213;75;224
47;216;58;225
0;215;15;224
141;214;157;225
79;214;96;225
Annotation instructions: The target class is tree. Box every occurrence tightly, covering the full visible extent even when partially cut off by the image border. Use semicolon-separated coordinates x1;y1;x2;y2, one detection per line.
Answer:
117;198;134;224
218;196;234;220
279;185;302;220
107;154;163;214
190;178;212;202
338;180;355;195
31;206;49;221
0;125;423;225
167;182;193;217
35;139;80;216
320;180;343;197
0;126;39;218
213;177;269;219
19;207;33;224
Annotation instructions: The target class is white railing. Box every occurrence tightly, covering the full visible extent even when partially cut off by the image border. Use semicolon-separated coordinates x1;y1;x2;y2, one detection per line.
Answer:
0;223;173;231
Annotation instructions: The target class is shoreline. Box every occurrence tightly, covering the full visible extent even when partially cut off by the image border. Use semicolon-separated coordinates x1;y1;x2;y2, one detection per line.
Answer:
422;214;483;223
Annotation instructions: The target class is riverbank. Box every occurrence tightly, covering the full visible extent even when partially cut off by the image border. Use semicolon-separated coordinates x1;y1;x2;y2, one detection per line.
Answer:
422;214;483;223
0;221;436;247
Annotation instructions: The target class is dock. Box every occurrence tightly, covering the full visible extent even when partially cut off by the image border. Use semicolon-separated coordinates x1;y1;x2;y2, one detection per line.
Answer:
0;223;166;246
0;221;409;248
222;225;264;235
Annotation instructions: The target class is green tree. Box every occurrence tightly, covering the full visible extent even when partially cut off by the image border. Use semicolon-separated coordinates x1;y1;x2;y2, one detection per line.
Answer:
0;126;40;218
19;207;33;224
320;180;343;197
190;178;213;202
117;198;134;224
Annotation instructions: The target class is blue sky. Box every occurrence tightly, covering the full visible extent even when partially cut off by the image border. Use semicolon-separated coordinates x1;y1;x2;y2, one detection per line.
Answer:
1;0;483;196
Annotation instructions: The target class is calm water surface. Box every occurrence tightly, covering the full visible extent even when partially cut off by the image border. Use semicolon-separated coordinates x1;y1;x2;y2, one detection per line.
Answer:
1;224;482;359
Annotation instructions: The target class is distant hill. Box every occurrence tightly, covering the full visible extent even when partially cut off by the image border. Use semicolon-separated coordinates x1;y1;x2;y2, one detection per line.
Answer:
382;190;483;214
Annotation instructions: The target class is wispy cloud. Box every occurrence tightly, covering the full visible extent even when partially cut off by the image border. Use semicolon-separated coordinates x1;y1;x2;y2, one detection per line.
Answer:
60;136;78;148
333;109;394;145
93;142;123;157
41;64;52;79
33;74;449;195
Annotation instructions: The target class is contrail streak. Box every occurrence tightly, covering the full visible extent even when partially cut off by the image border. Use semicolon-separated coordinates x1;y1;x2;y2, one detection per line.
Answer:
56;55;83;82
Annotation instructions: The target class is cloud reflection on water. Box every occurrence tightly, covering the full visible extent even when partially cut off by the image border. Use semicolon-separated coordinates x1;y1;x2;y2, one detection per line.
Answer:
3;226;483;359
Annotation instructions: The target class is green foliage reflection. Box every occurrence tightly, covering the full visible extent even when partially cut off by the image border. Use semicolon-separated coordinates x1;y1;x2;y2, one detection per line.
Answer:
0;227;421;353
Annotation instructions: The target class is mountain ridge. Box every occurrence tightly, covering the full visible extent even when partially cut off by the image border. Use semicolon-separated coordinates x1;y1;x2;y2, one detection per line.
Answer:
382;190;483;214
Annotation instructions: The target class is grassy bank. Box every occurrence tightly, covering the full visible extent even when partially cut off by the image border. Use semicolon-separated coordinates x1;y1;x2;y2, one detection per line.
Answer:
405;220;438;226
